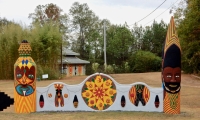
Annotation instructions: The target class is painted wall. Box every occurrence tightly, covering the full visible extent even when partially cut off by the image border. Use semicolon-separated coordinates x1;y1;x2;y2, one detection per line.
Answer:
62;64;86;76
36;73;163;112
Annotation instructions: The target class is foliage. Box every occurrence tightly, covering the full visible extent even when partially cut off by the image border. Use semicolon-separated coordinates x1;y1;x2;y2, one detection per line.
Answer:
124;62;130;73
173;0;200;74
28;3;68;30
105;65;114;74
129;50;162;73
92;62;100;73
86;64;93;75
69;2;103;61
134;20;167;57
29;22;62;79
106;24;134;65
0;20;29;79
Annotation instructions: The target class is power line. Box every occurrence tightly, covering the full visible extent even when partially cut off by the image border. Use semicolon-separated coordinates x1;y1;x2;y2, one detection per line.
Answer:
129;0;167;26
144;0;180;26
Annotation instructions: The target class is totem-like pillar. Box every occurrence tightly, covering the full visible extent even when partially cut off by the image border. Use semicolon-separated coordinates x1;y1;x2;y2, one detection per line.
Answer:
14;40;36;113
162;16;181;114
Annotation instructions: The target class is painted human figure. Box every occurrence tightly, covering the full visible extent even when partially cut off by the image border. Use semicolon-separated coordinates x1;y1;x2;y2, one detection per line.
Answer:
54;84;64;107
134;85;146;106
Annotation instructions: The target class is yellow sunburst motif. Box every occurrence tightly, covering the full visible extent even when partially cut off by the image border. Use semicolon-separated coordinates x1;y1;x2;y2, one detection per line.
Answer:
82;75;117;110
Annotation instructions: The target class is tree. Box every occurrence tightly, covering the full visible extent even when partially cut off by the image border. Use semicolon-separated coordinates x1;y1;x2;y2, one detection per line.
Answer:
29;22;62;67
69;2;100;60
0;20;29;79
29;22;63;79
131;23;144;51
29;3;69;37
149;20;167;57
106;24;133;66
173;0;200;73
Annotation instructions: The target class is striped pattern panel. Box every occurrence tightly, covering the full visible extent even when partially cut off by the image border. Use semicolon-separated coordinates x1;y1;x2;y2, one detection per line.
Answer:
129;85;150;104
142;86;150;104
164;16;181;54
14;90;36;113
129;86;136;104
164;92;180;114
78;65;82;75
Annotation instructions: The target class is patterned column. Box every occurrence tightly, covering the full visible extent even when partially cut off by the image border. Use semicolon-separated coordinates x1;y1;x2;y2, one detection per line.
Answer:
162;16;181;114
14;40;36;113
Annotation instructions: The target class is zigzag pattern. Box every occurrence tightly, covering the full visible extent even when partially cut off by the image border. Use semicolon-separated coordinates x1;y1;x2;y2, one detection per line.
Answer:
164;92;180;114
129;86;136;104
14;90;36;113
164;16;181;54
143;86;150;103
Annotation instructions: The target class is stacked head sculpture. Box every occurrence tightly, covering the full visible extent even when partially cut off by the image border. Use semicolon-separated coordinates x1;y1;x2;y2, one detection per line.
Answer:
14;40;36;113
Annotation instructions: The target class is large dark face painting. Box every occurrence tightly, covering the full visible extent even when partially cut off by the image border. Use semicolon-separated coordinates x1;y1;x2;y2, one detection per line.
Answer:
162;44;181;94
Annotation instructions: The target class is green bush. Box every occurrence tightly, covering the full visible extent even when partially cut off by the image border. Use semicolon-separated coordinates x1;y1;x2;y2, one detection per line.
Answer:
129;50;162;73
86;64;93;75
92;62;100;73
105;65;114;74
182;41;200;74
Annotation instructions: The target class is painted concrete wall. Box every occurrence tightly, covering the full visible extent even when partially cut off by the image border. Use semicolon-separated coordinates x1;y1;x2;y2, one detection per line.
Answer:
36;73;163;112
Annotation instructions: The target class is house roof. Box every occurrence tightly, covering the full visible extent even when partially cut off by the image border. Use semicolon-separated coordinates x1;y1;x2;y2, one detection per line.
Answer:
60;56;90;64
62;48;80;56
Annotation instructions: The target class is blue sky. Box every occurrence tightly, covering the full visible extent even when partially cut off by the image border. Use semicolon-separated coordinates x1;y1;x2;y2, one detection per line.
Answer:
0;0;180;27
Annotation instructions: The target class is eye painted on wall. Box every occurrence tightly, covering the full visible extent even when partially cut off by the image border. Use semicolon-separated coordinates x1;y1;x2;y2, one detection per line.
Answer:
28;74;34;79
17;74;22;79
25;66;35;80
15;66;24;81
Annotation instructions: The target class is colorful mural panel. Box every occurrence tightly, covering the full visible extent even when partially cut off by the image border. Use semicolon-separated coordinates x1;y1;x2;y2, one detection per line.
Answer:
81;75;117;110
129;84;150;106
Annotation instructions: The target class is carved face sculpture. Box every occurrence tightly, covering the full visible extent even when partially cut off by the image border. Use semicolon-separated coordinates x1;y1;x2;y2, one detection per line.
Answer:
162;67;181;94
15;65;35;96
162;44;181;94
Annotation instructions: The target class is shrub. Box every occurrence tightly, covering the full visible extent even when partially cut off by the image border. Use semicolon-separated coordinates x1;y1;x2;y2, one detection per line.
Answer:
129;50;162;73
105;65;114;74
92;62;100;73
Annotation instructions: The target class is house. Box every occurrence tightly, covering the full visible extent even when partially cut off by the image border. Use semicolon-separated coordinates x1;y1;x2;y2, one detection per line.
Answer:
59;48;90;76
